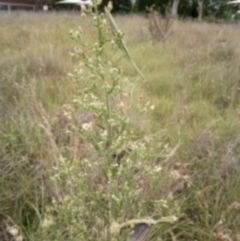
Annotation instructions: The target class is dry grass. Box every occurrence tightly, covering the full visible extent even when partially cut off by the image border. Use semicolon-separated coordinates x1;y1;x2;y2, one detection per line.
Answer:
1;11;240;241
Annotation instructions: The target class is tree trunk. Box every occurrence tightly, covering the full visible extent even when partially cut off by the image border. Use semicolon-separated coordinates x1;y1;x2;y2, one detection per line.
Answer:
171;0;180;19
198;0;203;21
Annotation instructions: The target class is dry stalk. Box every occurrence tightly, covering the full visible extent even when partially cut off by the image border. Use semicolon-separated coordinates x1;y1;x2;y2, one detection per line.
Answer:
147;6;173;41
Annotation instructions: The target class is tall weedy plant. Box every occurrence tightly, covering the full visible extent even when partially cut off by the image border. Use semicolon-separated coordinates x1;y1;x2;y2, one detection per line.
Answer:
37;2;180;241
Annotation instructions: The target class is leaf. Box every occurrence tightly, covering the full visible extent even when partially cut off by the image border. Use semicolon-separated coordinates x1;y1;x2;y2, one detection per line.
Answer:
127;223;152;241
110;216;178;241
104;7;146;82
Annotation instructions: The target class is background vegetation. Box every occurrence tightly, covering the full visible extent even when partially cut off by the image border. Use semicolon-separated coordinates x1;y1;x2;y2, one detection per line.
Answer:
1;10;240;241
50;0;240;20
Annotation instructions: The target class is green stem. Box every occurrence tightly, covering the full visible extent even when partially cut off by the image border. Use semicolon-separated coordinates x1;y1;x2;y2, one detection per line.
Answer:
93;1;104;48
105;90;113;149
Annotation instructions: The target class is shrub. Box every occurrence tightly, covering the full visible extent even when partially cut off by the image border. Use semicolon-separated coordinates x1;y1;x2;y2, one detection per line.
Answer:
147;6;173;41
35;3;180;241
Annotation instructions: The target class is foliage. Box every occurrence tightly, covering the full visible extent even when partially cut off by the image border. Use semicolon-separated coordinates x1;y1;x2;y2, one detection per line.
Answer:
135;0;234;19
44;0;237;19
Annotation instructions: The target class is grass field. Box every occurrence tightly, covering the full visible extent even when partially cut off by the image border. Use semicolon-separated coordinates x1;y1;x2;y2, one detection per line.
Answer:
1;11;240;241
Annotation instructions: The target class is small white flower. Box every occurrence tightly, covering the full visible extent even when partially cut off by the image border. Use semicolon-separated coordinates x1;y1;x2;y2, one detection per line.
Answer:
6;226;19;236
40;216;55;228
154;166;162;172
119;101;124;107
150;105;155;110
16;235;23;241
107;1;113;10
109;221;121;235
82;122;93;130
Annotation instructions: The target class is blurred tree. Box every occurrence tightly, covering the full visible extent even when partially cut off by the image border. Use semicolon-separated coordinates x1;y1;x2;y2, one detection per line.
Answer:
198;0;204;20
135;0;170;14
135;0;182;17
205;0;229;18
135;0;231;19
49;0;231;18
171;0;181;18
